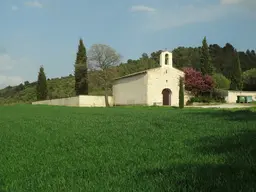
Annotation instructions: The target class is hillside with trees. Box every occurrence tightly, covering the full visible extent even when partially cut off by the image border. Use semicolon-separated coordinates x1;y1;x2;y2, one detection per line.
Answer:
0;40;256;105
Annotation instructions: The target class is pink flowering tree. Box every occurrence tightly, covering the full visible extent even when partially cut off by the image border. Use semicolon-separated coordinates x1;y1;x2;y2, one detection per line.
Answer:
183;67;214;96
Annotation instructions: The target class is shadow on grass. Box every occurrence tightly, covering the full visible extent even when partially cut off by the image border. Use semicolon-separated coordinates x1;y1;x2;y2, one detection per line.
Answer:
0;178;6;192
136;129;256;191
137;163;256;191
188;108;256;122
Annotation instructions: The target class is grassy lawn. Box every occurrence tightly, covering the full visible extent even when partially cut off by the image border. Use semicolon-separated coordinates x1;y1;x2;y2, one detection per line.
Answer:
0;105;256;192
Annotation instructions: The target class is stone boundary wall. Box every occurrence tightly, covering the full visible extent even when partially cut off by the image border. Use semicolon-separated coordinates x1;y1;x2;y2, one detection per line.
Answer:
32;95;113;107
79;95;113;107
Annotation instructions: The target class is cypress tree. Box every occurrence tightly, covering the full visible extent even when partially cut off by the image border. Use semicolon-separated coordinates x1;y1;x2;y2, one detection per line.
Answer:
200;36;214;75
230;51;243;90
74;38;88;95
36;66;48;100
179;77;184;109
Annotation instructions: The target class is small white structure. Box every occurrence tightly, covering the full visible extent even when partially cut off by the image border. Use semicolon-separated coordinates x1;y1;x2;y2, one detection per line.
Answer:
225;91;256;103
112;51;185;107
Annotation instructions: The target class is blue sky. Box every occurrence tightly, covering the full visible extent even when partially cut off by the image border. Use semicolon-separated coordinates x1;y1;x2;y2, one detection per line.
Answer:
0;0;255;88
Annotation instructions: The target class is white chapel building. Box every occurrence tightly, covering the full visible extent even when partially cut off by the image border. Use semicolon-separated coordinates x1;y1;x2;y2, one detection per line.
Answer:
112;51;185;107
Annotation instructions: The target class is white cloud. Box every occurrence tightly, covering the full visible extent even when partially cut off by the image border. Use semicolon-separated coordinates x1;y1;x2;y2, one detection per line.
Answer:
0;54;23;88
24;1;43;8
142;4;227;31
220;0;256;10
11;5;19;11
0;75;23;88
0;54;15;71
220;0;242;4
134;0;255;31
0;53;37;88
130;5;156;12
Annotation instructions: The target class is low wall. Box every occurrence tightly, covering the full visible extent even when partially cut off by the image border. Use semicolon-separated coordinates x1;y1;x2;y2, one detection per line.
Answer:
225;91;256;103
32;96;79;106
79;95;113;107
32;95;113;107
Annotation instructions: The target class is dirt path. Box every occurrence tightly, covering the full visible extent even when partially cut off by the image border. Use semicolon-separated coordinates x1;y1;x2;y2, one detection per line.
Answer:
187;103;254;109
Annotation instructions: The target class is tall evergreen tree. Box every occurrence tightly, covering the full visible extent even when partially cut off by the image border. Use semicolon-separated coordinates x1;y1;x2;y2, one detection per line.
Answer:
230;51;243;90
179;77;184;109
200;37;214;75
36;66;48;100
74;38;88;95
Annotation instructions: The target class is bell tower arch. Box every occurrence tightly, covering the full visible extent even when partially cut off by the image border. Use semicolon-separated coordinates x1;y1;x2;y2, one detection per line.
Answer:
160;51;173;68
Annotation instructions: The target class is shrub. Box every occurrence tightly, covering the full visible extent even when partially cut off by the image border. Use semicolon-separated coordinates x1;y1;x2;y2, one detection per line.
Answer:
194;96;212;103
187;89;227;105
212;73;230;90
212;89;227;103
187;96;213;105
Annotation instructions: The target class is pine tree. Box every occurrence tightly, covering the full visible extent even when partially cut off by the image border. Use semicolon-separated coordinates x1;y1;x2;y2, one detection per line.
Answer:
36;66;48;100
230;51;243;90
179;77;184;109
74;38;88;95
200;36;214;75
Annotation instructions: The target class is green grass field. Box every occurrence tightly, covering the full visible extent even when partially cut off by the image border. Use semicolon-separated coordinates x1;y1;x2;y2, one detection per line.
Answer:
0;105;256;192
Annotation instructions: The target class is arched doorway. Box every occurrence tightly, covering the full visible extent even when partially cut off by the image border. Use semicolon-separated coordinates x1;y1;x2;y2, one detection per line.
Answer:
162;88;172;106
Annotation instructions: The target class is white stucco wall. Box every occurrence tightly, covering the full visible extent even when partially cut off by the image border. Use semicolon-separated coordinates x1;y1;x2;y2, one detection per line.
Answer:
112;73;148;105
32;95;113;107
32;96;80;106
147;67;184;107
79;95;113;107
225;91;256;103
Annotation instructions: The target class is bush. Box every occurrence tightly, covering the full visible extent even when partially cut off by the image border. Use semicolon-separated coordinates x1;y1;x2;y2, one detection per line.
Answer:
212;73;230;90
212;89;227;103
187;90;227;105
187;96;213;104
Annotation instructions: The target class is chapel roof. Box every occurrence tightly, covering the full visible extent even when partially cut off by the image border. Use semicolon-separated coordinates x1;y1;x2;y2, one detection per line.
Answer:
113;67;156;81
113;66;184;81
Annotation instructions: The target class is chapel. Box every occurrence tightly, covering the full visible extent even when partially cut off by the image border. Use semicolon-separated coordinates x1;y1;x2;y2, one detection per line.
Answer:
112;51;185;106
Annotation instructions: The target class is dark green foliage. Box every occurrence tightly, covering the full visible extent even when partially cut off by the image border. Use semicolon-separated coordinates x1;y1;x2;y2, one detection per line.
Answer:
240;50;256;72
230;52;243;90
74;38;88;95
15;83;25;92
243;68;256;91
179;77;184;108
24;81;30;86
187;96;213;104
173;47;201;70
36;66;48;101
0;105;256;191
212;89;228;102
212;73;231;90
200;37;214;75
